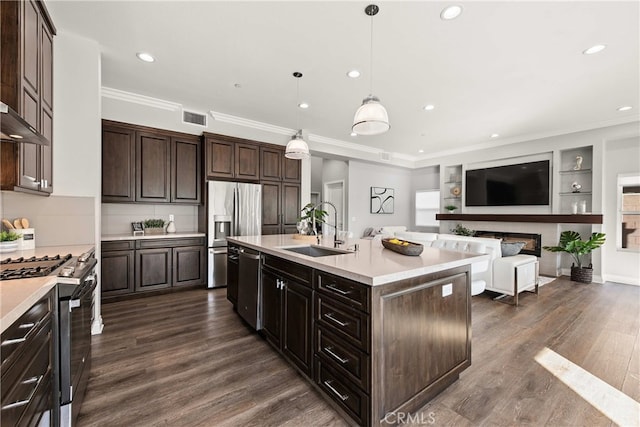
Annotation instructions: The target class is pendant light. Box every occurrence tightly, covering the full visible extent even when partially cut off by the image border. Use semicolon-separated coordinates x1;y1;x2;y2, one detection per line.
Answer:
285;72;310;159
352;4;390;136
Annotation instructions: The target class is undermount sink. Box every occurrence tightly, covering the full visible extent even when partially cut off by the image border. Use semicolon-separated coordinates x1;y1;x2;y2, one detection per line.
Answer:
280;245;353;257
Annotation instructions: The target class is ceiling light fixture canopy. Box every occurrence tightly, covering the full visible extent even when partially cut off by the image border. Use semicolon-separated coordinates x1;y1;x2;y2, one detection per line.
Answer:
352;4;390;136
285;72;310;160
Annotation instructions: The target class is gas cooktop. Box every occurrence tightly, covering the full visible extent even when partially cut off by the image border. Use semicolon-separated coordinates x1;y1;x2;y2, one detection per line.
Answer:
0;254;73;280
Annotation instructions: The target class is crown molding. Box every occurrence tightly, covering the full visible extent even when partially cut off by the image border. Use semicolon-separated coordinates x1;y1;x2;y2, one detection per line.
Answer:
209;110;294;136
101;87;181;111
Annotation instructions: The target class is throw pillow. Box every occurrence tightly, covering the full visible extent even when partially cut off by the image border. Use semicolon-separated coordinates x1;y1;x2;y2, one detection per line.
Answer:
501;241;526;257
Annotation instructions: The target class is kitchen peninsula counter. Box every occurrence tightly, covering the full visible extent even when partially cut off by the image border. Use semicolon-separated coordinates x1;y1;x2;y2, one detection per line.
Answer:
228;234;480;426
227;234;483;286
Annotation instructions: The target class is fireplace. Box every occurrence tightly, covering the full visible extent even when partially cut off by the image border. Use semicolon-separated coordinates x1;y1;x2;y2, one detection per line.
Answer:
474;230;542;257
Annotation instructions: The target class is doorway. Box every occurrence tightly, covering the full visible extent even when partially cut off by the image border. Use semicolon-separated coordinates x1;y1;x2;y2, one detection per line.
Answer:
323;180;345;233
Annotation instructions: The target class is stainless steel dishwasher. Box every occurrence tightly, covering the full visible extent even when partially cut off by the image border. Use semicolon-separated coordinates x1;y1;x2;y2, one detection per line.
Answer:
237;247;261;330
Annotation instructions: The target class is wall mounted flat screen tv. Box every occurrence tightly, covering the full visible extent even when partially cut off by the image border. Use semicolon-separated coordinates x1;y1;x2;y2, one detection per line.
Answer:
465;160;550;206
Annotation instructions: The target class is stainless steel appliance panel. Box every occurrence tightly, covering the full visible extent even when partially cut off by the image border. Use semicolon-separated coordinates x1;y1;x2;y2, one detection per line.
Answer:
207;181;261;288
237;248;261;329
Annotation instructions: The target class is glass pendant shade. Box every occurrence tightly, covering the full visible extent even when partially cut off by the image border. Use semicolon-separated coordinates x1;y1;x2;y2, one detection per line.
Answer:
285;131;309;159
352;95;390;135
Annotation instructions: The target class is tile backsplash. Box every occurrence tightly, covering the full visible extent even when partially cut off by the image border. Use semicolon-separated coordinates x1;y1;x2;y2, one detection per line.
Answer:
101;203;198;235
0;191;96;246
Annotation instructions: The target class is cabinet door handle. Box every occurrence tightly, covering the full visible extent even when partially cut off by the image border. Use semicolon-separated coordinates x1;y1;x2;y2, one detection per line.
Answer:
323;380;349;401
325;284;351;296
324;346;349;364
1;375;43;410
324;312;349;327
1;321;39;346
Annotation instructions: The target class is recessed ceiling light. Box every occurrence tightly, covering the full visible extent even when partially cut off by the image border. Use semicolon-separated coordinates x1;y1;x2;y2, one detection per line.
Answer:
136;52;155;63
582;44;606;55
440;5;462;20
350;132;357;137
347;70;361;78
423;104;435;111
9;134;22;139
298;102;309;109
617;106;633;111
490;133;500;138
418;149;424;153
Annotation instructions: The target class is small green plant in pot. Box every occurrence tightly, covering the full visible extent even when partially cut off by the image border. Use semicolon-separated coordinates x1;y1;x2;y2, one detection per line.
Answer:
0;231;21;242
299;203;328;235
143;219;166;234
543;230;606;283
444;205;458;213
451;223;475;236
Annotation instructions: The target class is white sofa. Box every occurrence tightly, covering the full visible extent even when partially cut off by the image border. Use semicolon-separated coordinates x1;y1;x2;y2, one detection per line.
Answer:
380;227;537;299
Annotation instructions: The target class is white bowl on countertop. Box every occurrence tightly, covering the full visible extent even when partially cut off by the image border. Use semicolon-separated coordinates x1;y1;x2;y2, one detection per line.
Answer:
0;241;19;254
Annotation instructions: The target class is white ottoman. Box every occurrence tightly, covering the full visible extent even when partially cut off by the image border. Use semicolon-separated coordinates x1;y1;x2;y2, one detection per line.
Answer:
492;255;539;306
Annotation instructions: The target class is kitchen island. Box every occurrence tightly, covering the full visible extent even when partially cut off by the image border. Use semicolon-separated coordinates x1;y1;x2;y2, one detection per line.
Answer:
227;235;485;427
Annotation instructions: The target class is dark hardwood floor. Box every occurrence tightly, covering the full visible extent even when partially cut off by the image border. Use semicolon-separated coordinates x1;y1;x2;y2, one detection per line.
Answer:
78;278;639;426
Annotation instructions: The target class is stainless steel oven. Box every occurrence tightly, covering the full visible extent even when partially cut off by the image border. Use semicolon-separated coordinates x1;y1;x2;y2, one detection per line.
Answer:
57;252;97;427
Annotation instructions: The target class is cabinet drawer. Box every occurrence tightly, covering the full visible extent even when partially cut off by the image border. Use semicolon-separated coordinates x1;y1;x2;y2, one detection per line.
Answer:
136;238;204;249
1;293;51;368
316;271;370;313
316;326;370;391
101;240;135;251
1;319;51;427
315;358;369;426
316;296;370;351
263;254;312;285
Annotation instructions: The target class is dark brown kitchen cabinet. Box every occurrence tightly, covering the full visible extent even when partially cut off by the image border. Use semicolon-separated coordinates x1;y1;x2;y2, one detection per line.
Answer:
261;255;313;377
0;0;56;195
101;237;206;300
172;245;206;287
101;243;135;297
260;145;301;183
136;132;171;203
261;182;301;235
102;124;136;202
101;120;202;204
1;289;55;427
203;133;259;181
136;247;172;291
171;136;201;204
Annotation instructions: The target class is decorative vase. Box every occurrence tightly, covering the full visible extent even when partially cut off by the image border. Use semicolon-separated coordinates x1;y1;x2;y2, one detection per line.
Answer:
0;241;19;253
570;264;593;283
166;221;176;233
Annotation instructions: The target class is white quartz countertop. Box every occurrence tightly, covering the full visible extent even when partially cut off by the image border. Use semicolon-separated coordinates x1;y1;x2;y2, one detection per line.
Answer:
227;235;485;286
102;232;205;241
0;244;95;333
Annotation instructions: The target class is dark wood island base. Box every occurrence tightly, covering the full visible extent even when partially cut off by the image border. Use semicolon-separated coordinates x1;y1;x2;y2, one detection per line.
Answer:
229;242;473;427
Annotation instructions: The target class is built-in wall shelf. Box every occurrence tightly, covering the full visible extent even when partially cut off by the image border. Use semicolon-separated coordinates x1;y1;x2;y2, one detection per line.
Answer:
435;213;603;224
559;169;592;175
559;191;592;196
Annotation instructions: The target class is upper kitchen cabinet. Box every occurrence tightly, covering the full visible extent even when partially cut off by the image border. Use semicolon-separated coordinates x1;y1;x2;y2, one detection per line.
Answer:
204;133;260;181
260;145;301;183
0;0;56;195
101;120;202;204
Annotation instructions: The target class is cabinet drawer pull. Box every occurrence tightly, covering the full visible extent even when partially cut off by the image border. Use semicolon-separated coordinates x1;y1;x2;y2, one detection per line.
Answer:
325;284;351;295
1;321;39;346
324;313;349;327
323;380;349;401
1;375;43;410
324;346;349;364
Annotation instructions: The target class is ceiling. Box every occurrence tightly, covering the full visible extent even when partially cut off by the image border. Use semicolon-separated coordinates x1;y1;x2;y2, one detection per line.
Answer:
47;1;639;161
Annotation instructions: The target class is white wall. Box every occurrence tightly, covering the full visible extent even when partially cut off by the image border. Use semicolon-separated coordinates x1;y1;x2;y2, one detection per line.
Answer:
602;136;640;285
348;161;412;238
52;29;103;332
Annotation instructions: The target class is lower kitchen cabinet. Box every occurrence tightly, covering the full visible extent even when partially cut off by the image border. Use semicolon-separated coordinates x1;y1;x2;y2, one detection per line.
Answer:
101;237;205;300
0;289;55;427
260;255;313;377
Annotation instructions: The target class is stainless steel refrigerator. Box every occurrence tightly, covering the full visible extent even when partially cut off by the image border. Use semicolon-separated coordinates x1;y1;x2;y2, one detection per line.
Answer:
207;181;261;288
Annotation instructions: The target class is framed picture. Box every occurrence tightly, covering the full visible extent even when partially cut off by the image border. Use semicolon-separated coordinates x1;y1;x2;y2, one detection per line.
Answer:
371;187;394;214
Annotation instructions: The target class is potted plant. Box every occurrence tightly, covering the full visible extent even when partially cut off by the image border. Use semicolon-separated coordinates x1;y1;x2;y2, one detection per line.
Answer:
299;203;327;235
451;224;475;236
543;230;606;283
143;219;166;235
444;205;458;213
0;230;22;253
